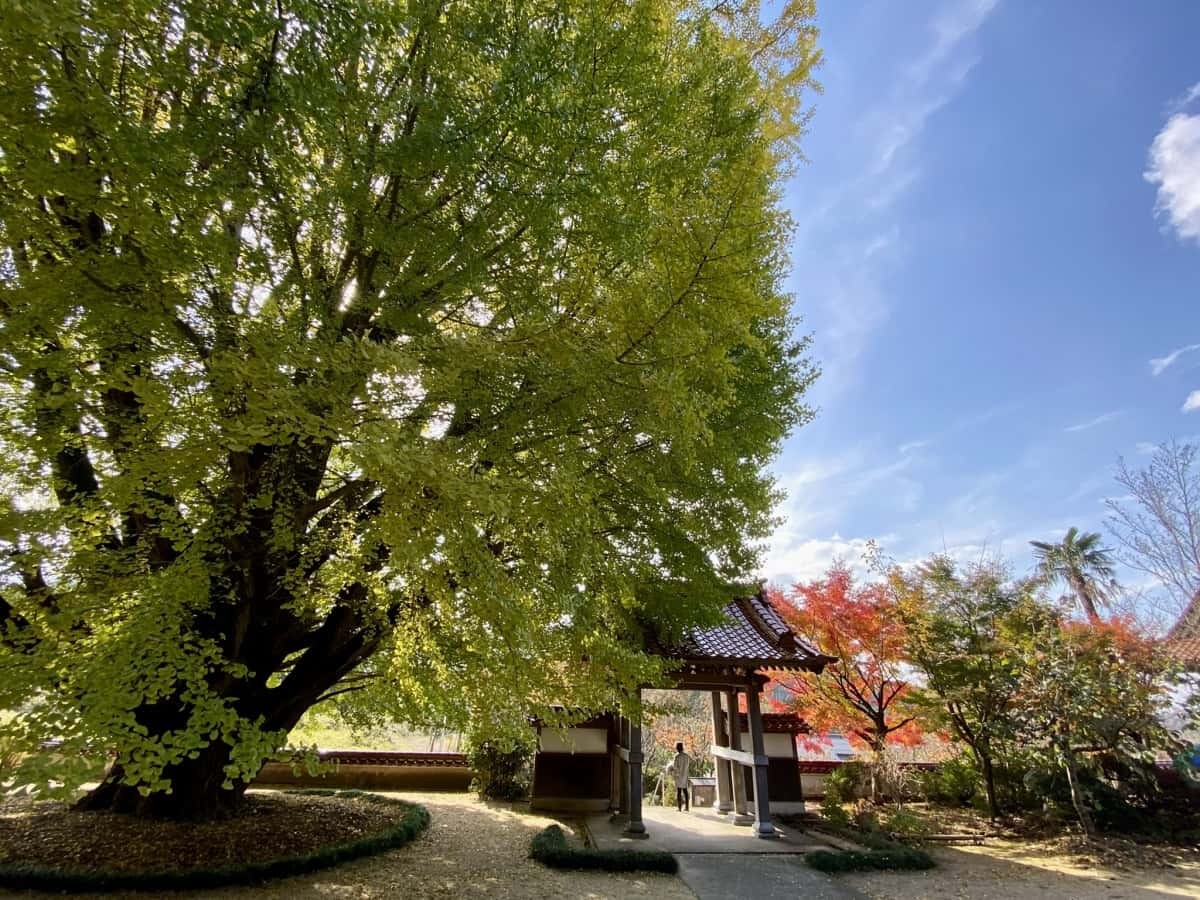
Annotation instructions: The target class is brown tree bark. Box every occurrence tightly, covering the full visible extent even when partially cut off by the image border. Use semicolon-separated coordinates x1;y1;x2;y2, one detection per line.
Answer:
75;747;245;820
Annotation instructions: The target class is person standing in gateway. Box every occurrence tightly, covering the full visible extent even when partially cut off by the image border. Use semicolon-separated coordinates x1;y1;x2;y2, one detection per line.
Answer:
670;742;691;811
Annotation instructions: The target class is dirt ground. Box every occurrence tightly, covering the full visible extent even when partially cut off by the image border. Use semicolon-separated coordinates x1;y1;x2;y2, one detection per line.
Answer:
0;791;695;900
848;837;1200;899
0;791;406;872
3;791;1197;899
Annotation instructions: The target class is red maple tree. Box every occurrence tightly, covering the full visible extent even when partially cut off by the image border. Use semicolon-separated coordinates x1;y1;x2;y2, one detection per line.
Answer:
767;564;925;798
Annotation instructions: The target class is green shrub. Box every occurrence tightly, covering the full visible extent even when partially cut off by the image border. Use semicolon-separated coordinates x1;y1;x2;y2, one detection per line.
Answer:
917;754;979;806
819;761;864;827
819;792;852;827
468;739;533;801
807;846;936;873
805;817;936;873
0;790;429;893
825;761;866;800
880;806;932;839
529;824;677;873
1020;762;1168;835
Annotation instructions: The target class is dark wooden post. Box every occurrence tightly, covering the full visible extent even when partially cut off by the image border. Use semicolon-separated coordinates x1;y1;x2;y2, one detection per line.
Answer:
624;710;647;837
617;715;629;815
746;687;778;838
710;691;733;813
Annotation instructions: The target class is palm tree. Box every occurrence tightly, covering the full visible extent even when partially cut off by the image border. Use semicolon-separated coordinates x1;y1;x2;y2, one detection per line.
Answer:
1030;527;1118;624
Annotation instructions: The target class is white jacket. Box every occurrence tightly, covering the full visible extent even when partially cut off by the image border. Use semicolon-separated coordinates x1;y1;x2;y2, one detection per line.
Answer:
670;751;691;788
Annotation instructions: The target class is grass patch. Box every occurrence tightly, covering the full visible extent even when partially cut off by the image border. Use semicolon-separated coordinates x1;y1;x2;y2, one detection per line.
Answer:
529;824;677;873
0;789;429;893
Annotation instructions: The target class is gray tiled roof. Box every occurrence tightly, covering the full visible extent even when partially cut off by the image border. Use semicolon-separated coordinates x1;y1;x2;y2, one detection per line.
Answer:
654;591;833;672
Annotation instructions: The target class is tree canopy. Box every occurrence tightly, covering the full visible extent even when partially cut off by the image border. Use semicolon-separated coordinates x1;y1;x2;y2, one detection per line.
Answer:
0;0;820;817
893;557;1038;818
767;564;924;800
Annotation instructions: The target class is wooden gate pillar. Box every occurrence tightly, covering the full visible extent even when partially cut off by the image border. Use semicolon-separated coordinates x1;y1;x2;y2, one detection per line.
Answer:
745;687;778;838
623;698;648;838
710;691;733;813
724;690;753;825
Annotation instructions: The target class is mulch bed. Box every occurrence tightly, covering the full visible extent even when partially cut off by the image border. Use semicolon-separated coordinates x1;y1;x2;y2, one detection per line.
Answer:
0;791;401;874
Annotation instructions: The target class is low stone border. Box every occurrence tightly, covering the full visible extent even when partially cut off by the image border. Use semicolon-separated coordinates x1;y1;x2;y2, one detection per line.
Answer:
0;789;430;893
530;824;678;873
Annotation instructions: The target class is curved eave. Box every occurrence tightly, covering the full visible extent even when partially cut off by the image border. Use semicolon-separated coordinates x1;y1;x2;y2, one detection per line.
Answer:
670;654;836;674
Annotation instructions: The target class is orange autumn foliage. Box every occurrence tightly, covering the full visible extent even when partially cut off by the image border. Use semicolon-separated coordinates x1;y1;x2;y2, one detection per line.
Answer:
766;564;925;755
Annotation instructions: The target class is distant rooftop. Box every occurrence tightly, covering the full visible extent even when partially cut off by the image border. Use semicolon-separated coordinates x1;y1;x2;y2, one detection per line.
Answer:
1165;591;1200;671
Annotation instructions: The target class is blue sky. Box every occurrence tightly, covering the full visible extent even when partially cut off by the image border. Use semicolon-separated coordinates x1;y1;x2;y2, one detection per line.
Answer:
763;0;1200;601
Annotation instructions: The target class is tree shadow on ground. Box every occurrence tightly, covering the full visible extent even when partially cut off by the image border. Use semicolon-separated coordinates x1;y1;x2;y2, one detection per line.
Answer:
0;791;690;900
844;840;1200;900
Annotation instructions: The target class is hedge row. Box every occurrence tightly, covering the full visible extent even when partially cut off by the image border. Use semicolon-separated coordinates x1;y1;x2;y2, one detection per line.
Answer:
806;845;936;873
0;789;430;894
529;824;678;873
805;821;936;873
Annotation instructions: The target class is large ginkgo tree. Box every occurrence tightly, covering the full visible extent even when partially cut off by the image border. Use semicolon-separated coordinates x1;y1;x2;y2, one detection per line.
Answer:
0;0;819;818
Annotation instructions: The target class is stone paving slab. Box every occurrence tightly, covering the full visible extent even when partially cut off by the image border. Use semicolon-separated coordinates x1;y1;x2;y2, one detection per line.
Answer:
676;854;869;900
585;806;833;854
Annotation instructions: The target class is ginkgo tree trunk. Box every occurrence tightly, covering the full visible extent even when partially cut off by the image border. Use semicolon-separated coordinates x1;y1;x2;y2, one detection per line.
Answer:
0;0;819;818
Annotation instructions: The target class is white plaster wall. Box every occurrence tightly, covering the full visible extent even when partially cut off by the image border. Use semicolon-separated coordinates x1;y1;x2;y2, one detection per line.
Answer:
738;731;795;758
538;726;608;754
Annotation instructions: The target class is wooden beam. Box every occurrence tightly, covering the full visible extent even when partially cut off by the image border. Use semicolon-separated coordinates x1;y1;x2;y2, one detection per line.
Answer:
669;670;760;690
710;744;768;767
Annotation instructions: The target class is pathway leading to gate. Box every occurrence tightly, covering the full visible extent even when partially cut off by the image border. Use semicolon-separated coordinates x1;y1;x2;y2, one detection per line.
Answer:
586;806;824;853
585;807;868;900
676;855;869;900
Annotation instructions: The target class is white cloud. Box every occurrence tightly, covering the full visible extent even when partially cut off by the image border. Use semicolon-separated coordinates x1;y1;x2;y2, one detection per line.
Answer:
1150;343;1200;375
763;534;882;585
1183;390;1200;413
1145;83;1200;244
1135;441;1159;455
1063;410;1122;433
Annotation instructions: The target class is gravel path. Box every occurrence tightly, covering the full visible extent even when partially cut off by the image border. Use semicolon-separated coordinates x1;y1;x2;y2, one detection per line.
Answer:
0;791;696;900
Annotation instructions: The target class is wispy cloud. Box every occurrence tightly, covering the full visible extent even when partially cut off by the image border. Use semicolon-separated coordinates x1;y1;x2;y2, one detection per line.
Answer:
1169;82;1200;114
1150;343;1200;375
1145;82;1200;245
908;0;1001;86
1065;470;1115;505
1064;410;1122;433
767;1;1001;581
1184;390;1200;413
794;0;1000;397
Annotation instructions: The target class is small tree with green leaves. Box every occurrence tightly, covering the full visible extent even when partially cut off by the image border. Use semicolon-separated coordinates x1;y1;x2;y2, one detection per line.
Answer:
1013;616;1184;839
892;557;1038;819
